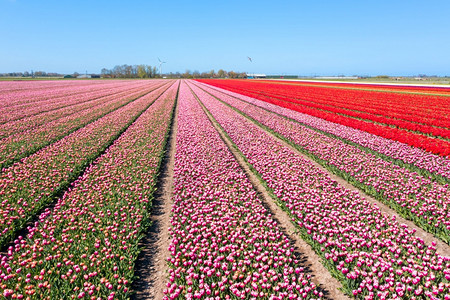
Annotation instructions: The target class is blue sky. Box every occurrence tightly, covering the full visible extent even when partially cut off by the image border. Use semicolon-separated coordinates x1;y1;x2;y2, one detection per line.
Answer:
1;0;449;76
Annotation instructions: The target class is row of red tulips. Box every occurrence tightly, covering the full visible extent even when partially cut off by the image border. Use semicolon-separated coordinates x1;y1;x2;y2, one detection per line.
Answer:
165;81;322;299
189;81;450;299
243;88;450;138
199;80;450;156
228;83;450;136
249;89;450;157
251;85;450;129
257;80;450;95
203;80;450;128
0;81;179;299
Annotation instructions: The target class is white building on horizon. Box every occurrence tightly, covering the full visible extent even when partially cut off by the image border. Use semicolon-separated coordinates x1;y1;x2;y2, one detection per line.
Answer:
246;73;266;79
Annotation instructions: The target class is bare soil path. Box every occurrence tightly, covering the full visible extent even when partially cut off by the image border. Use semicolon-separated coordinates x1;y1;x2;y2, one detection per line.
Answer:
131;97;178;299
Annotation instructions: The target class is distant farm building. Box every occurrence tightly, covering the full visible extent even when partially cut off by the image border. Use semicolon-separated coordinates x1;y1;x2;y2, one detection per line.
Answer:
77;74;92;79
246;73;266;79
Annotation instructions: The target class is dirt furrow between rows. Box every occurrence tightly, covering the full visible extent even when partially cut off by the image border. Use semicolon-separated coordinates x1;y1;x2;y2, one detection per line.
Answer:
131;87;179;299
190;85;350;300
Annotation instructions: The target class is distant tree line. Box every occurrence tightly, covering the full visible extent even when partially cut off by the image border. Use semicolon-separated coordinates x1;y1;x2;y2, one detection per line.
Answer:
100;64;159;78
0;71;64;77
0;68;246;79
99;65;247;79
177;69;247;79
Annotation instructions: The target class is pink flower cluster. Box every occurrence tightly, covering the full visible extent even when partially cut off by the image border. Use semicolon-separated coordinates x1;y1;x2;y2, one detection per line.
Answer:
0;81;179;299
194;82;450;243
165;81;322;299
0;80;135;124
0;81;172;249
189;81;450;299
0;80;158;139
0;81;170;170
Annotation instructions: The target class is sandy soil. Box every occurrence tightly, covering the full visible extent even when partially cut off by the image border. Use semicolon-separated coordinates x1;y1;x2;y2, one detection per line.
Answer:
131;100;178;299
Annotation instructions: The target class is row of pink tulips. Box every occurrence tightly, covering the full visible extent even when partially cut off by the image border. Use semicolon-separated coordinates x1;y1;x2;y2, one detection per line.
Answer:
0;81;169;170
188;81;450;299
0;80;131;111
0;81;159;139
0;80;94;102
0;81;179;299
196;82;450;183
165;81;322;299
0;81;150;124
0;81;173;249
193;82;450;244
0;79;108;93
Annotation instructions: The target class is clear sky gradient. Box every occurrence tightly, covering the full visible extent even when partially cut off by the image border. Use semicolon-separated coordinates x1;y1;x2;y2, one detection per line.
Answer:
1;0;449;76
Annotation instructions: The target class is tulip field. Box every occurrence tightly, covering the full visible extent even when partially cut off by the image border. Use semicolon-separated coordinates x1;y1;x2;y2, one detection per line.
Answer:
0;79;450;299
198;79;450;157
0;80;179;299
